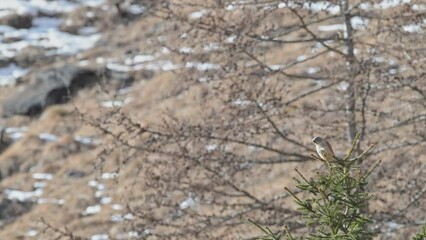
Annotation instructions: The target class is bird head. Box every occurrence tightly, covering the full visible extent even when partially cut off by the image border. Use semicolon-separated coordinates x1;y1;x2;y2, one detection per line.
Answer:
312;136;323;145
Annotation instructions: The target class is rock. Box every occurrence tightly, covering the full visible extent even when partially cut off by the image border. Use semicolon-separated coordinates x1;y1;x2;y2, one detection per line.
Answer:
0;127;12;154
2;65;98;117
14;46;54;68
0;198;33;222
59;6;106;35
0;13;32;29
104;67;135;87
67;169;86;178
135;69;154;80
0;57;15;68
1;36;23;43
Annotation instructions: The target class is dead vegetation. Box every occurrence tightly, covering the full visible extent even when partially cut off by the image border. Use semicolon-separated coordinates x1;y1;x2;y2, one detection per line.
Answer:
0;0;424;239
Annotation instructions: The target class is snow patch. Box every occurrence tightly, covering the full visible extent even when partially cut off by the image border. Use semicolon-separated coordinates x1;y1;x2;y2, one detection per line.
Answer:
4;188;43;201
74;136;101;145
233;99;251;106
33;181;47;188
225;4;236;11
377;0;411;9
27;229;38;237
102;172;119;179
318;24;345;32
268;64;284;71
111;214;124;222
88;180;105;191
127;4;145;15
385;221;402;230
351;16;369;29
185;62;219;71
91;234;109;240
5;127;28;140
112;204;123;210
100;99;132;108
179;193;199;210
412;4;426;11
296;55;307;62
100;197;112;205
78;26;98;36
402;24;423;33
225;35;237;43
110;213;134;222
307;67;321;74
83;205;101;215
279;1;340;14
189;9;209;19
116;231;139;239
37;198;65;205
0;64;28;86
318;17;368;32
0;16;100;58
179;47;193;54
337;81;350;91
203;42;220;51
205;144;217;152
32;173;53;180
360;0;411;9
38;133;58;142
4;0;106;15
125;55;155;65
106;62;132;72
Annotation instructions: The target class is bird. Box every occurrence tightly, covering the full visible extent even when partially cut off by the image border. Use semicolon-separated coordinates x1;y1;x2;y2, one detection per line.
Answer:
312;136;335;162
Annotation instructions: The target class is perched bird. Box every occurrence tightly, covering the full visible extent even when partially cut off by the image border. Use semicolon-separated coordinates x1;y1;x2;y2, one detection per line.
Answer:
312;136;335;162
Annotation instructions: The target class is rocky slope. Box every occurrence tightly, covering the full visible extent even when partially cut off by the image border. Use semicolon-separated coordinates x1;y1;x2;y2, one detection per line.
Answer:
0;0;424;239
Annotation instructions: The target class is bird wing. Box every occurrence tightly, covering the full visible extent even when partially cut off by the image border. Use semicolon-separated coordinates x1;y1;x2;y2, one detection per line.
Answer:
325;140;335;155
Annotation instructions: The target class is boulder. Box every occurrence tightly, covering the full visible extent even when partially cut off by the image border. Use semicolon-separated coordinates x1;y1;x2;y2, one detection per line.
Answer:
0;198;33;222
2;65;98;117
0;13;32;29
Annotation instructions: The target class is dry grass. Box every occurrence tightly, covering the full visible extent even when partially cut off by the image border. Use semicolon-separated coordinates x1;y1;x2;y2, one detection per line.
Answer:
0;0;424;239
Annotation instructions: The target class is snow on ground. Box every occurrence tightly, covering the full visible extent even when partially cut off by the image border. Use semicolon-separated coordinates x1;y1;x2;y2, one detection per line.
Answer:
268;64;285;71
27;229;38;237
127;4;146;15
188;9;209;19
278;1;340;14
38;133;58;142
4;188;43;201
402;21;425;33
3;171;58;203
0;16;102;56
318;17;369;32
0;64;28;86
3;0;106;15
100;98;133;108
5;126;28;140
91;234;109;240
74;135;102;145
107;55;220;73
0;0;105;86
83;204;102;215
32;173;53;180
307;67;321;75
102;172;119;179
179;193;199;210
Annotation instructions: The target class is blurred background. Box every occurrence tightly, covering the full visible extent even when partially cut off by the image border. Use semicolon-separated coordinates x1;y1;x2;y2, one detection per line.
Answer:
0;0;424;239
